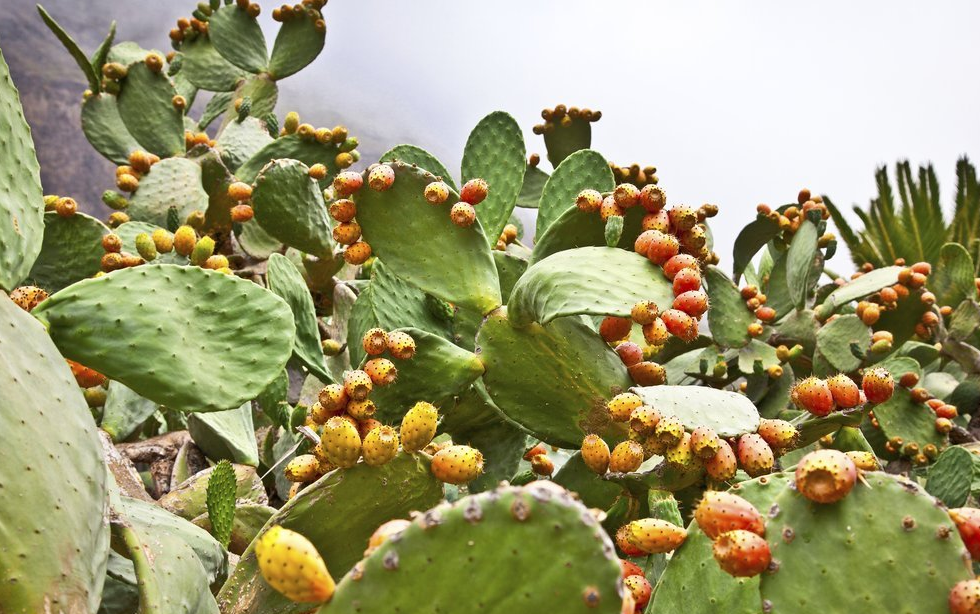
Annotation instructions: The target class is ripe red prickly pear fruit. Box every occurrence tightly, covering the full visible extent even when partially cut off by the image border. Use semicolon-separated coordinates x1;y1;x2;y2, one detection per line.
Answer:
523;443;548;461
460;178;489;205
615;341;643;366
690;426;720;459
667;204;698;232
607;392;643;422
343;241;372;265
792;377;836;416
630;300;660;325
530;453;555;476
599;316;633;343
712;530;771;577
626;518;688;554
362;425;400;466
630;406;662;435
646;230;681;265
575;188;602;213
68;359;107;389
695;491;766;540
624;575;652;610
655;414;684;447
613;183;640;208
318;384;348;413
704;439;738;481
424;181;450;204
948;579;980;614
581;434;611;475
367;164;395;191
949;508;980;560
364;358;397;386
736;434;774;477
794;449;857;504
332;171;363;197
430;444;484;484
826;373;861;409
663;254;699;280
641;209;671;233
672;267;702;295
365;518;412;557
634;230;657;255
620;559;645;578
361;327;388;356
756;418;799;451
609;440;644;473
343;369;373;401
628;361;666;386
386;331;416;360
638;184;666;213
615;525;646;557
450;202;476;227
320;416;362;468
862;367;895;404
401;401;438;452
600;195;625;221
642;319;670;346
9;286;48;312
661;309;699;342
672;290;709;319
256;526;335;604
845;451;879;471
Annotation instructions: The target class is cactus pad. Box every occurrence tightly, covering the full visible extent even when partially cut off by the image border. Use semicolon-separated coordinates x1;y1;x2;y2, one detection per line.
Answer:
267;253;331;382
101;381;159;442
206;460;237;549
705;264;755;348
251;158;334;257
926;445;977;507
268;9;326;79
382;144;457;190
216;116;274;172
27;212;108;292
461;111;526;243
80;94;143;165
187;402;259;465
820;265;902;313
516;164;548;208
535;149;614;238
178;37;250;91
116;62;185;157
530;203;647;264
129;157;210;227
631;385;761;438
207;4;269;73
814;313;870;373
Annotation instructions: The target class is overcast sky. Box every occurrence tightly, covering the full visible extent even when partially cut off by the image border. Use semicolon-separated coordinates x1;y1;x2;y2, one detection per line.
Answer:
8;0;980;272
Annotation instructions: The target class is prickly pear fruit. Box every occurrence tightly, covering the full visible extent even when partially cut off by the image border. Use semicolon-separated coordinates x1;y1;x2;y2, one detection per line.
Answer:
361;328;388;356
638;184;666;212
173;225;196;256
400;401;438;452
645;230;680;265
190;236;215;266
704;439;738;481
386;331;417;360
609;440;644;473
343;369;373;401
664;431;695;467
345;399;377;421
361;426;400;467
423;181;450;204
628;361;666;386
712;530;771;577
450;202;477;227
624;574;652;610
356;418;383;440
620;559;644;579
615;341;643;366
332;221;362;245
364;358;397;386
862;367;895;404
655;414;684;447
460;178;489;205
695;491;766;539
736;434;774;477
795;449;857;504
9;286;48;312
792;377;836;416
672;266;702;295
661;309;699;342
613;183;640;208
673;290;709;318
151;228;174;253
364;519;411;557
615;524;646;557
318;384;348;413
332;171;363;197
630;301;660;325
581;434;611;475
663;254;698;280
626;518;687;554
642;319;670;346
845;451;879;471
690;425;720;459
949;508;980;561
629;406;661;435
68;359;107;388
367;164;395;191
599;316;632;343
134;232;157;261
607;392;643;422
530;453;554;476
599;195;624;221
430;444;484;484
756;418;799;451
948;579;980;614
284;454;321;483
575;188;602;213
827;373;861;409
256;526;335;604
320;416;362;468
328;199;356;223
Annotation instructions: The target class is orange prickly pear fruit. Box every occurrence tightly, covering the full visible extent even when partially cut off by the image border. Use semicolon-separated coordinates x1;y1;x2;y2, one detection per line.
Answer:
308;402;332;425
616;524;646;557
672;290;709;318
227;181;252;201
328;199;357;222
661;309;699;342
641;209;670;233
615;341;643;366
320;416;362;468
690;426;720;459
672;267;702;295
630;301;660;325
626;518;687;554
695;491;765;539
343;369;373;401
361;328;388;356
792;377;836;416
284;454;321;483
638;184;666;213
645;230;680;265
530;453;555;476
756;418;799;451
386;331;417;360
430;444;484;484
667;204;698;232
364;358;397;386
67;359;107;388
332;171;363;197
424;181;451;204
629;406;661;435
609;440;644;473
620;559;645;579
949;508;980;561
712;530;771;577
523;443;548;461
256;526;335;604
151;229;174;253
607;392;643;422
575;188;602;213
450;202;477;227
460;178;489;205
173;225;196;256
400;401;438;452
704;439;738;481
344;241;372;265
826;373;861;409
642;318;670;346
795;449;857;504
599;315;632;343
102;233;123;253
599;194;624;221
581;434;611;475
624;574;652;610
318;384;348;413
948;579;980;614
663;254;698;280
367;164;395;191
345;398;377;421
9;286;48;312
627;361;666;386
736;434;774;477
362;426;400;466
364;519;412;556
862;367;895;404
613;183;640;208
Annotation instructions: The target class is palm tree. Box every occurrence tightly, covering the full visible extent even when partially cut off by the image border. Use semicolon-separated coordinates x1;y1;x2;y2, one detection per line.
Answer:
824;157;980;273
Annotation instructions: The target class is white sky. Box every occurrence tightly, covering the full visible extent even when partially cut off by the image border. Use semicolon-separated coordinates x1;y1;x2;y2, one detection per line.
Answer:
275;0;980;271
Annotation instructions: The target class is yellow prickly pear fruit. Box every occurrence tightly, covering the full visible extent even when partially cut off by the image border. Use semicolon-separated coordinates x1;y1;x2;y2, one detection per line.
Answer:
256;526;335;604
190;236;216;266
173;225;197;256
655;414;685;447
134;232;157;261
320;416;361;468
430;444;484;485
364;358;397;386
345;398;376;421
204;255;229;270
144;52;165;73
318;384;348;413
343;369;373;401
343;242;372;265
400;401;438;452
665;432;695;468
151;229;174;253
581;434;611;475
690;426;720;459
284;454;321;483
609;440;644;473
386;331;417;360
607;392;643;422
362;327;388;356
629;406;661;435
308;402;331;425
845;450;879;471
362;425;399;466
9;286;49;312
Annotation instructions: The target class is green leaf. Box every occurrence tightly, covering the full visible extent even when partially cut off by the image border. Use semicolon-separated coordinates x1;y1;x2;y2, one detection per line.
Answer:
36;5;100;92
205;460;237;549
535;149;614;238
786;219;819;309
461;111;526;244
266;253;330;382
705;265;755;348
732;215;781;282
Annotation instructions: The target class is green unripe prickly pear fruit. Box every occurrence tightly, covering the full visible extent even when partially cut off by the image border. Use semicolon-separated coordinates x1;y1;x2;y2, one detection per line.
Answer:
283;111;300;134
101;190;129;210
83;386;107;408
134;232;158;261
340;136;359;153
237;96;252;121
190;236;216;266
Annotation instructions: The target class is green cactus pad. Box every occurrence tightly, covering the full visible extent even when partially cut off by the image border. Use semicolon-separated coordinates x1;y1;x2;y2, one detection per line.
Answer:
820;265;902;313
785;219;820;309
159;463;267;521
236;133;340;187
267;253;331;382
544;116;592;168
762;249;794;317
478;309;631;447
0;47;45;291
217;453;443;613
80;94;142;165
0;294;109;612
530;202;647;264
206;460;237;548
107;41;158;66
508;246;673;328
208;4;269;73
814;313;870;373
353;161;502;313
187;402;259;465
732;214;782;283
871;385;945;454
251;158;334;257
706;264;756;348
128;156;210;226
201;91;236;130
737;339;780;374
381;144;457;190
461;111;526;244
926;445;977;507
33;265;295;412
101;381;159;441
323;482;623;613
116;62;185;157
760;472;972;613
631;385;761;438
493;249;528;301
516;164;549;208
268;10;326;79
178;36;250;91
237;220;283;259
535;149;614;238
933;243;977;307
553;452;622;510
365;327;485;423
194;503;275;556
217;116;274;172
27;212;108;292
